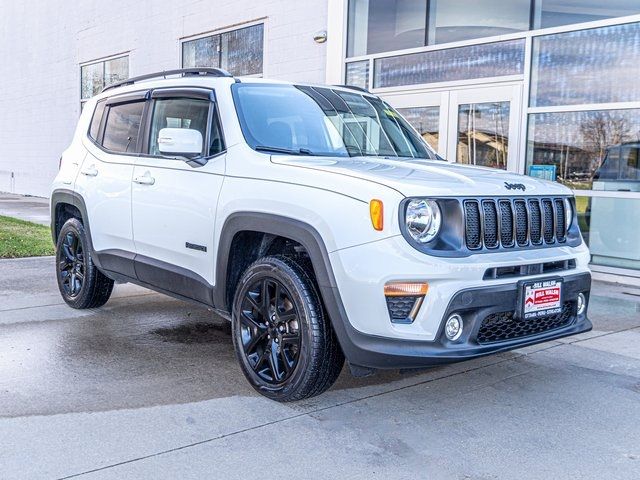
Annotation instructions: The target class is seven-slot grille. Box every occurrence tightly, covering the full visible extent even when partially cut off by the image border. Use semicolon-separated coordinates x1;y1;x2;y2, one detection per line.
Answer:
464;198;568;250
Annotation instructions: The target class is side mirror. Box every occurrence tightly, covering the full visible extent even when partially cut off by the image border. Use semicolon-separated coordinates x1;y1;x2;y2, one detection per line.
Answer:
157;128;203;157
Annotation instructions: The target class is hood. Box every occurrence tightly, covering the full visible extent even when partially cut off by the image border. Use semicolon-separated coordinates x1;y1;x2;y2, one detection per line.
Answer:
271;156;572;197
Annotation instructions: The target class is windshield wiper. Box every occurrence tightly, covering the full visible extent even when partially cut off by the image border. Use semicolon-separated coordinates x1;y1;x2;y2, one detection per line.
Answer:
255;145;315;156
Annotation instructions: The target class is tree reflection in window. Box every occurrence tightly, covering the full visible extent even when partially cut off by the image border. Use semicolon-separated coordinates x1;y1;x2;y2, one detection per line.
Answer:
527;110;640;190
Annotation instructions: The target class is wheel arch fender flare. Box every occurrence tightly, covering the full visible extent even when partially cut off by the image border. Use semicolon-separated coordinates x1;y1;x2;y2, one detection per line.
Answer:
214;212;338;310
50;189;99;264
214;211;365;362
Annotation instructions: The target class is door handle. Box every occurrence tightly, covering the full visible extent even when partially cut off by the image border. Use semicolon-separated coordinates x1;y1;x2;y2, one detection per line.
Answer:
80;165;98;177
133;172;156;185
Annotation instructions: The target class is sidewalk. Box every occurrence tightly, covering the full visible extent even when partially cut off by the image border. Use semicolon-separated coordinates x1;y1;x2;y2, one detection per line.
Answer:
0;192;49;225
0;255;639;480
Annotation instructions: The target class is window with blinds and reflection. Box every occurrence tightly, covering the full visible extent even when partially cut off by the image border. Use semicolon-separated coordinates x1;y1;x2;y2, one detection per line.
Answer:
345;61;370;90
81;56;128;102
182;23;263;76
530;22;640;107
374;39;525;88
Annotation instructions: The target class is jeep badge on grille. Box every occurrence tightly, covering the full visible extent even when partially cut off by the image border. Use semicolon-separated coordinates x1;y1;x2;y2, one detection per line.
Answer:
504;182;526;191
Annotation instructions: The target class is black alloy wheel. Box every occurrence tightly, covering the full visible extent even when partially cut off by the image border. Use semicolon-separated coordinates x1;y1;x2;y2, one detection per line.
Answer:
239;277;302;385
55;218;114;309
58;230;85;298
232;255;344;401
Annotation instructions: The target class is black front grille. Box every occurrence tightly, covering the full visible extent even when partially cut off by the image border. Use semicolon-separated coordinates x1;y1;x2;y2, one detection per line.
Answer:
476;301;575;344
542;199;554;243
498;200;514;247
464;197;568;251
554;199;566;242
514;200;528;246
528;199;543;245
482;201;498;248
483;259;576;280
465;201;481;249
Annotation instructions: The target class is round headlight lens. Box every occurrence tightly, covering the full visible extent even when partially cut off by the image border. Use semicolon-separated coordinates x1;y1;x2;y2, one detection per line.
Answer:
564;198;574;231
405;199;442;243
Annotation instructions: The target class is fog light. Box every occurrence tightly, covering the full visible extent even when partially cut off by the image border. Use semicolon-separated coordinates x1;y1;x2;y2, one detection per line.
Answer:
577;292;586;315
445;314;463;341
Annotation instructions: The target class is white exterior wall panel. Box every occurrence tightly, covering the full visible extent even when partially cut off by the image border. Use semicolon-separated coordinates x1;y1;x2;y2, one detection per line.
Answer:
0;0;329;197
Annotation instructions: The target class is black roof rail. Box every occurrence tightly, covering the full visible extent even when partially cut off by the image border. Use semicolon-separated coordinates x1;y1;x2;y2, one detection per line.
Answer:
101;68;233;93
334;84;371;94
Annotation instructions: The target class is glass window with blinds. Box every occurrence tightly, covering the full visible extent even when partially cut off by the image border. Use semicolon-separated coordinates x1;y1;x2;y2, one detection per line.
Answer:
182;23;264;76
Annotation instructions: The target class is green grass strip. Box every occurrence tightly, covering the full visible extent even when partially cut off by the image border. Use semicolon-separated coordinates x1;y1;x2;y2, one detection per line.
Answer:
0;215;55;258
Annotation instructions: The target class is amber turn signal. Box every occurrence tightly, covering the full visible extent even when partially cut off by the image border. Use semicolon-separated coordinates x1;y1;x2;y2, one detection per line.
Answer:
384;282;429;297
370;199;384;231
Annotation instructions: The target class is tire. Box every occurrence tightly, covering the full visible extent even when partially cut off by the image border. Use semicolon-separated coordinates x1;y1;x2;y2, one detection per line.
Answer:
231;255;344;401
55;218;114;309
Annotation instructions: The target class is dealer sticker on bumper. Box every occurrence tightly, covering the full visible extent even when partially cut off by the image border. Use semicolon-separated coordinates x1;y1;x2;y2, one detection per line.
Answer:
522;279;562;319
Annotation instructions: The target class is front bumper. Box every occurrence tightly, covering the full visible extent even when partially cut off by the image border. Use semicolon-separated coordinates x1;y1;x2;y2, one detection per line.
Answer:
322;271;592;370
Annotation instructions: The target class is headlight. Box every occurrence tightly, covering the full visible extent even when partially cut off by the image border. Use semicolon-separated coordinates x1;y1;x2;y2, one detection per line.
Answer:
564;197;574;231
405;199;441;243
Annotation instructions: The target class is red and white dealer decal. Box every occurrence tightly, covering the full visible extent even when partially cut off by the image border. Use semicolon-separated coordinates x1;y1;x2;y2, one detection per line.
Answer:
523;280;562;319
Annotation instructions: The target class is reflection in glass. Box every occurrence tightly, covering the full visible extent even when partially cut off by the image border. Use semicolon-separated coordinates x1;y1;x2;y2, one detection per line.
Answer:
533;0;640;29
102;102;144;153
456;102;510;169
345;61;370;90
182;35;220;68
374;39;525;88
576;196;640;270
526;110;640;190
81;62;104;100
104;56;128;89
530;22;640;107
428;0;530;45
231;83;438;159
81;57;129;100
347;0;427;57
182;24;263;75
149;98;209;156
221;24;264;76
397;106;440;151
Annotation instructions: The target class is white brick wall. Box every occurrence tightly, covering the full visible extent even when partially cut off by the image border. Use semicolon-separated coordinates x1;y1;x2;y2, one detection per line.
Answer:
0;0;329;197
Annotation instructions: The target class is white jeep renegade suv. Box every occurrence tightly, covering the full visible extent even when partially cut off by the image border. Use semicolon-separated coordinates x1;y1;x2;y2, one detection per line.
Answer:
51;68;592;401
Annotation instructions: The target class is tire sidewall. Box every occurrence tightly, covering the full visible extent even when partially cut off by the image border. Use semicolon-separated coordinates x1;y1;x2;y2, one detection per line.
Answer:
56;218;94;308
232;258;317;400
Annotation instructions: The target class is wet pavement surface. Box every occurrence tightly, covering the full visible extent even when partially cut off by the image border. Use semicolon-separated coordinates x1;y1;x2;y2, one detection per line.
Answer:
1;256;639;479
0;193;50;225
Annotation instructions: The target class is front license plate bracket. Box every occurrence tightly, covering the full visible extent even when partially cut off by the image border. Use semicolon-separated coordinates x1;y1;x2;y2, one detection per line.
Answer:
516;277;563;320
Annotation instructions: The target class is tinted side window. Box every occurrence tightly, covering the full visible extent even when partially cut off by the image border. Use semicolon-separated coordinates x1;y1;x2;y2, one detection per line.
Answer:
102;101;144;153
89;100;106;141
149;98;209;156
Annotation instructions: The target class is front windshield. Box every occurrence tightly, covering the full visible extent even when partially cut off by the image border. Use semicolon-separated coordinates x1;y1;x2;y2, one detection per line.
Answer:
232;83;439;159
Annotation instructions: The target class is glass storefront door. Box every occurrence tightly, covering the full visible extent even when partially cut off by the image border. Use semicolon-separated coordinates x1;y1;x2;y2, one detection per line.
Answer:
386;84;522;171
387;90;448;154
447;85;522;170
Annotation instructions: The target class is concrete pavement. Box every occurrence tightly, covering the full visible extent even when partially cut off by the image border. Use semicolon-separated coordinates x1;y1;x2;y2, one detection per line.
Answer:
0;256;639;479
0;192;49;225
